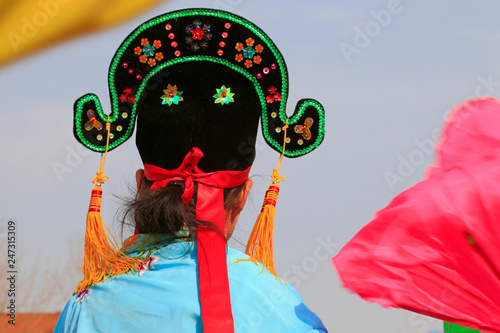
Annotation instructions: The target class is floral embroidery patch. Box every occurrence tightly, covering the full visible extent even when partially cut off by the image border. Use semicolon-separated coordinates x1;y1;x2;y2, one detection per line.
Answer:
119;87;135;103
213;86;235;105
85;109;103;131
75;289;91;303
138;256;160;277
265;85;282;104
235;38;263;68
123;234;140;252
185;20;212;51
161;84;184;106
134;38;163;67
294;117;314;140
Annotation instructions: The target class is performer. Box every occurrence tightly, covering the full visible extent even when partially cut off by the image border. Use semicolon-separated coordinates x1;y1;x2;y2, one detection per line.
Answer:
55;8;327;332
333;97;500;333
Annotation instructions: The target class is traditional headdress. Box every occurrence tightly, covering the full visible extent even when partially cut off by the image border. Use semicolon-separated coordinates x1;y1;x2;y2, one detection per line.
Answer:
73;8;325;332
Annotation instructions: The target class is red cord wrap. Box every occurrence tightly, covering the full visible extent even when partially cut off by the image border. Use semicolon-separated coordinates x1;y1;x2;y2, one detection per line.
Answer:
143;148;250;333
88;188;103;213
261;185;280;211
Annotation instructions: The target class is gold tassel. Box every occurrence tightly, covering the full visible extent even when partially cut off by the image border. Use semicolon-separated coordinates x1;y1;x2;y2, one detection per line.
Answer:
74;119;139;293
233;120;289;281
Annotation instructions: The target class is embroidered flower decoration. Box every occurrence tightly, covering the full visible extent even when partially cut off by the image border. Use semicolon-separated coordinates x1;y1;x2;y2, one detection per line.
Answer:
135;37;163;67
119;88;135;103
161;84;184;106
242;46;256;59
138;256;160;277
235;38;264;68
294;117;314;140
265;85;282;104
213;85;235;105
185;20;212;51
84;109;103;131
155;52;164;61
235;54;244;62
143;44;155;57
75;289;91;303
192;27;204;40
123;234;140;252
152;40;162;48
235;43;244;52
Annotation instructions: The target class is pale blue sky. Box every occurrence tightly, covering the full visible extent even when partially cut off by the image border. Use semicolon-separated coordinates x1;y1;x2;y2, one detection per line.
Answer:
1;1;500;332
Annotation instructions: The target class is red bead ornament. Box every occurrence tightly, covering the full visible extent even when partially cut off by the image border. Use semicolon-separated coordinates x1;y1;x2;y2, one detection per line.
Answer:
219;41;225;47
165;24;172;30
263;67;270;74
217;50;223;56
128;68;134;74
168;33;175;39
256;73;262;79
175;50;181;56
122;62;128;68
171;41;177;47
222;32;228;38
225;22;231;29
271;63;277;70
136;74;142;80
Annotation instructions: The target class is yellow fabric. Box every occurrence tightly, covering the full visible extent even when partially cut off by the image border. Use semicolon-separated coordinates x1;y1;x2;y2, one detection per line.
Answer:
0;0;165;67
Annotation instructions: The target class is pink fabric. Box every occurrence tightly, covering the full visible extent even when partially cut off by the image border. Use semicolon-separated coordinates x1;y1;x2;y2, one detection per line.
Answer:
332;97;500;333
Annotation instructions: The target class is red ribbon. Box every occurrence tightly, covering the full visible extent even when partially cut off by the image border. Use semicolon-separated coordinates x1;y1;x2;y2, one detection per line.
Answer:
143;147;250;333
144;147;249;206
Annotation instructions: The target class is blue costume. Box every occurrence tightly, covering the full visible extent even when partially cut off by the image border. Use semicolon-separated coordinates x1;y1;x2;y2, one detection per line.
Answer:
55;234;327;332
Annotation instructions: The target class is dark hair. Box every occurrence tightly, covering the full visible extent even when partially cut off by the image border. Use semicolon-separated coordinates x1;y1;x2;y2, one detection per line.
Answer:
119;178;245;241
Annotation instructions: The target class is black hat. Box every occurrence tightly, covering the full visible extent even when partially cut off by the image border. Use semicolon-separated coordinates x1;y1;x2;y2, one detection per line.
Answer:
73;8;325;171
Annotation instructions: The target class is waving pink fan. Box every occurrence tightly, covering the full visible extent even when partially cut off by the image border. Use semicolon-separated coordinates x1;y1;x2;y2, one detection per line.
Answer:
333;97;500;333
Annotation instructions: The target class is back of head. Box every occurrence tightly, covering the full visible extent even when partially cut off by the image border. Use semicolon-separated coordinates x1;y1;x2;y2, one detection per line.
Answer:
71;8;326;331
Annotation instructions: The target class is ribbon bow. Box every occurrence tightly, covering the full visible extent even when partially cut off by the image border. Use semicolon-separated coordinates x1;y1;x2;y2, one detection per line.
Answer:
144;147;206;205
